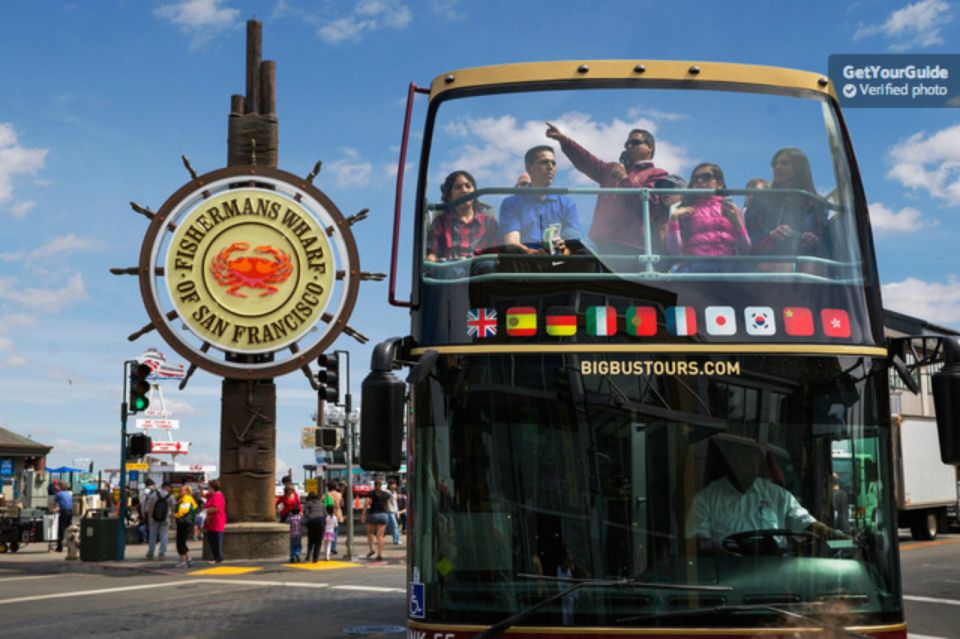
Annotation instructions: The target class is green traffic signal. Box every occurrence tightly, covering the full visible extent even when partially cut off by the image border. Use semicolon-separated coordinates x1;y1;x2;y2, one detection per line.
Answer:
128;362;152;413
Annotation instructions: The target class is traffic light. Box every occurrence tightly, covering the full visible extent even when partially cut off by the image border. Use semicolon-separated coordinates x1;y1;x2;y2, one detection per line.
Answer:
128;433;152;457
317;353;340;403
315;427;338;449
128;362;152;413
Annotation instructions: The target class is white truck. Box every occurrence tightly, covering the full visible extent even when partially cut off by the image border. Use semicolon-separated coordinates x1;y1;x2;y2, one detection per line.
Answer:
894;417;959;540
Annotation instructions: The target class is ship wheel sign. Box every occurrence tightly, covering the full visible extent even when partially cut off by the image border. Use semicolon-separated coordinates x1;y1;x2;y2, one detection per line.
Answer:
115;162;383;385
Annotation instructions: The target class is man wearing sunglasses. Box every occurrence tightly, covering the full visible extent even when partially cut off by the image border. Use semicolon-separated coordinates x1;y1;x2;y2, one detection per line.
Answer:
546;123;669;260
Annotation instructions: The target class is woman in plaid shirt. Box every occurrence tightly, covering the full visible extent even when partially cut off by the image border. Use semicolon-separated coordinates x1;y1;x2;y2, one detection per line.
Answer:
426;171;501;262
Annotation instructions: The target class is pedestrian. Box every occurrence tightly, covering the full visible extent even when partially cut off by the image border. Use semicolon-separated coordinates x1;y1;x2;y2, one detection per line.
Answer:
303;492;325;563
322;504;338;561
287;506;303;563
193;488;206;540
175;485;198;568
386;478;401;545
128;496;147;544
397;486;408;535
322;480;344;555
203;479;226;563
145;481;175;561
52;481;73;552
360;477;390;560
275;483;301;523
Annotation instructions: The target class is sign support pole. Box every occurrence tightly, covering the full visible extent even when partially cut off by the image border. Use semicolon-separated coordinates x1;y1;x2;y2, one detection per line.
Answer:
117;360;131;561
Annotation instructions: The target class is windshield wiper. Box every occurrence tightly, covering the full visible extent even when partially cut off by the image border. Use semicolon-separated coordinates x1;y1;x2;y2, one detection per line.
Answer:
471;573;730;639
616;602;871;639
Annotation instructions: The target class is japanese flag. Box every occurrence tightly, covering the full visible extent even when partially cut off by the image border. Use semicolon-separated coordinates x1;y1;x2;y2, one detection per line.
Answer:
705;306;737;336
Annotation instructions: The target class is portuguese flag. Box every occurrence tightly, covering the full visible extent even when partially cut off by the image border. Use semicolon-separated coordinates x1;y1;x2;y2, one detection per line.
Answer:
626;306;657;336
506;306;537;336
546;307;577;336
586;306;617;336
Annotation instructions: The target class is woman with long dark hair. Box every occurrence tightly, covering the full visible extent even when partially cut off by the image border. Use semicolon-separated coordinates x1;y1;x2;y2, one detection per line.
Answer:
746;148;826;260
425;170;500;262
360;477;390;560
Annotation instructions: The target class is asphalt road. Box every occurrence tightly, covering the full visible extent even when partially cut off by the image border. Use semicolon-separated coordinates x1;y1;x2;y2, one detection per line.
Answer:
1;531;958;639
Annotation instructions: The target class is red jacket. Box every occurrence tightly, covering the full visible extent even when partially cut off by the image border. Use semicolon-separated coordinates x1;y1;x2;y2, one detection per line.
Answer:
558;136;668;251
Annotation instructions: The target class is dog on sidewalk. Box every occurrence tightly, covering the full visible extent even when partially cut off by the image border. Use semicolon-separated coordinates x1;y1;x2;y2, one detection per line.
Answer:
64;523;81;560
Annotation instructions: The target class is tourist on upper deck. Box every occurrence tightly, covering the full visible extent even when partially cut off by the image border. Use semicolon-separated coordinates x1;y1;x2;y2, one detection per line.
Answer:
665;163;750;269
746;148;827;263
426;170;501;262
499;145;580;256
545;122;668;256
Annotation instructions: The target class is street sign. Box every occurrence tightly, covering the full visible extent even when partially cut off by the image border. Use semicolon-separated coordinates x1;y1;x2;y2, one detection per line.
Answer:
125;462;149;471
301;426;318;449
150;440;190;453
305;478;318;494
136;418;180;430
143;409;173;418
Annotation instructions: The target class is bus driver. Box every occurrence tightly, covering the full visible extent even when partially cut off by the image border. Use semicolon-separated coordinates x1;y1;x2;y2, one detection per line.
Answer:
686;434;845;552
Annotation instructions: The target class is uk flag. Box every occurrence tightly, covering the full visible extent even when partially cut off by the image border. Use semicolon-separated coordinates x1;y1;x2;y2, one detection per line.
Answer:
467;308;498;338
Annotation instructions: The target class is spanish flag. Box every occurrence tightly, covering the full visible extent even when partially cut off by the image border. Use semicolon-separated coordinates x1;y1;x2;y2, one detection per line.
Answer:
506;307;537;336
546;306;577;336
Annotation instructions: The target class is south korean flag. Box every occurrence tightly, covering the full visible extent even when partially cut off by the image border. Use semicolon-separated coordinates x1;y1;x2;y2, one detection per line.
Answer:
744;306;776;336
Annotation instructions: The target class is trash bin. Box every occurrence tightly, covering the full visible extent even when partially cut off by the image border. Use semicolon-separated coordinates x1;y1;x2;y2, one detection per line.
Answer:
43;514;58;541
80;516;119;561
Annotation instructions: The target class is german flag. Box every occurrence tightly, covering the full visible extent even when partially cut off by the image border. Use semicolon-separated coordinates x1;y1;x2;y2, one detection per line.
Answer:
546;306;577;336
506;307;537;336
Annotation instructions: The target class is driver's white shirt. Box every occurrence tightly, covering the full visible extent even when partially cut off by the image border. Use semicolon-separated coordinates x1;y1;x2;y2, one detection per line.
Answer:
686;477;815;545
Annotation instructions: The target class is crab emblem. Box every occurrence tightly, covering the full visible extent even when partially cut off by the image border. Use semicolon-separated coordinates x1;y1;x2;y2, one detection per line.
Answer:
209;242;293;297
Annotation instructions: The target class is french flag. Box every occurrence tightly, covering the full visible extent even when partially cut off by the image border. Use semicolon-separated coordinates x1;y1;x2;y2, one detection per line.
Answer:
666;306;697;336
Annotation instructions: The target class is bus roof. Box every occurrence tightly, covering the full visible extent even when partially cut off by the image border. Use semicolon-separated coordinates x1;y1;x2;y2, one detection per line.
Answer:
429;60;835;100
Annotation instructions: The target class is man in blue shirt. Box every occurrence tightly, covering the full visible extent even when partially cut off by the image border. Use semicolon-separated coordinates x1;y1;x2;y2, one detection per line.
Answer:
500;146;580;255
53;482;73;552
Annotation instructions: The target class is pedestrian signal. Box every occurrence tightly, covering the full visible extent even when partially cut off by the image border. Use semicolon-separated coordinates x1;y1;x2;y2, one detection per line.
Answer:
315;427;338;449
128;433;152;458
128;362;152;413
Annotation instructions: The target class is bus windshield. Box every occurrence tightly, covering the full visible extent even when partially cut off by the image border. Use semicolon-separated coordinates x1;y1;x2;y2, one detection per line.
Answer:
410;353;900;628
416;85;877;347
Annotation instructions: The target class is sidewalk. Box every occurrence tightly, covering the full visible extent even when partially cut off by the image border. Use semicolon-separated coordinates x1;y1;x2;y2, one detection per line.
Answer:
0;534;407;576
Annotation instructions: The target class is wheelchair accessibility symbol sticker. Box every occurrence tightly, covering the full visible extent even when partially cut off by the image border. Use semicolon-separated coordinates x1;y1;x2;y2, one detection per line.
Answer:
409;581;425;619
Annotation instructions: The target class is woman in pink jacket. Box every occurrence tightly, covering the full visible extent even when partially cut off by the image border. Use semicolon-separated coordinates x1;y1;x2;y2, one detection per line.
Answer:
666;163;750;271
203;479;226;563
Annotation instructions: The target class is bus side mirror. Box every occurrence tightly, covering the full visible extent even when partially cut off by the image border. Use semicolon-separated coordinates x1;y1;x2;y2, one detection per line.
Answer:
360;338;407;472
932;338;960;464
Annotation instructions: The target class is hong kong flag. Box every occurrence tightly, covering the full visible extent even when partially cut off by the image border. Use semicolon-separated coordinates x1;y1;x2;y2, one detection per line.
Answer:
783;307;814;336
821;309;851;338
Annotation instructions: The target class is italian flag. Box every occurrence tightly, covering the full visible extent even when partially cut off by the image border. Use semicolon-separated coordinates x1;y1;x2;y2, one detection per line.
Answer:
546;307;577;337
586;306;617;336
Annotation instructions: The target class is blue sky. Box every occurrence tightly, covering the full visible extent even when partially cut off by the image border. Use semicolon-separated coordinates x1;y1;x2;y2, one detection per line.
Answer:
1;0;958;477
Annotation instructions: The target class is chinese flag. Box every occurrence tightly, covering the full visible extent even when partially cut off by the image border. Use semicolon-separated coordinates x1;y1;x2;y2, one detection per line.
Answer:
783;307;814;336
821;309;851;338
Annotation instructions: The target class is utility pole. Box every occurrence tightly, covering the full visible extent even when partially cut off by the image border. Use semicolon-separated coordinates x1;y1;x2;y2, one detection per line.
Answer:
336;349;354;560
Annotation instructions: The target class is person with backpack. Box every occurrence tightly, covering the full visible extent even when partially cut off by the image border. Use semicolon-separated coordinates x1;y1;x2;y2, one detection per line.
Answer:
145;481;175;561
322;480;344;555
174;485;198;568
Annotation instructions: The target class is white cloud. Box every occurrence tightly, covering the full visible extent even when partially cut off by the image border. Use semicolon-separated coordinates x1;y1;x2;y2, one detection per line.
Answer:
435;112;693;188
10;200;35;219
0;123;47;209
431;0;465;20
883;276;960;326
2;355;26;368
854;0;952;50
868;202;931;232
0;273;87;313
0;337;12;352
154;0;241;47
29;234;100;260
887;124;960;206
0;313;36;331
326;158;374;188
318;0;411;44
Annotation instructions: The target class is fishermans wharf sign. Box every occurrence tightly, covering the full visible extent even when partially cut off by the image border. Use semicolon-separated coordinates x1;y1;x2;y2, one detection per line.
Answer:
134;166;362;379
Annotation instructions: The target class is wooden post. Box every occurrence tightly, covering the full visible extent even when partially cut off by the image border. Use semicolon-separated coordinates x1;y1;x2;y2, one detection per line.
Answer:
215;20;286;557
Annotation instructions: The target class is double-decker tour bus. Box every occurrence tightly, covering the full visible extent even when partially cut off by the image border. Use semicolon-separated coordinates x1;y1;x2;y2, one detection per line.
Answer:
360;61;960;639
